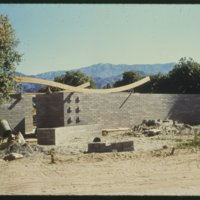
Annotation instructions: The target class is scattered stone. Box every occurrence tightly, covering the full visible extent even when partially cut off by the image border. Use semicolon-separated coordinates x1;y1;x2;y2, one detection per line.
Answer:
30;144;44;152
4;143;33;157
163;119;173;125
143;119;157;126
3;153;24;161
133;119;194;137
144;129;161;137
184;124;193;129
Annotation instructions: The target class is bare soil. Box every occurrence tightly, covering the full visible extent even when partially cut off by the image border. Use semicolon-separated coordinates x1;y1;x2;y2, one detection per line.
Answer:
0;133;200;195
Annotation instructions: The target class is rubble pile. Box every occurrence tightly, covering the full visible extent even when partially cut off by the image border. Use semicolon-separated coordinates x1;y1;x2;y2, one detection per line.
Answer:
4;142;33;157
0;119;43;161
133;119;194;137
0;138;39;160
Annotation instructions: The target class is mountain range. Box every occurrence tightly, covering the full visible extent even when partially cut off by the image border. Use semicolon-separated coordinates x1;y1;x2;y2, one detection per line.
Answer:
17;62;176;92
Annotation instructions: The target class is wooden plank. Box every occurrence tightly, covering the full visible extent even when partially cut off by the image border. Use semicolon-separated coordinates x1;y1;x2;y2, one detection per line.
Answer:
102;127;132;136
102;128;131;132
13;76;150;94
76;82;90;89
58;82;91;93
13;76;82;90
11;79;90;96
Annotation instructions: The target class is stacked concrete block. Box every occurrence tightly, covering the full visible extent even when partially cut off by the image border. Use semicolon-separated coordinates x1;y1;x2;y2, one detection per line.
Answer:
111;141;134;152
64;93;82;126
88;143;108;153
36;93;64;128
88;141;134;153
37;128;55;145
36;93;200;131
37;124;101;145
0;94;33;134
24;96;34;132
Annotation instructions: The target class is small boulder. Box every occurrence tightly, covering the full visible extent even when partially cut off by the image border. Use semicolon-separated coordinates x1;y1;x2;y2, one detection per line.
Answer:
3;153;24;161
144;129;161;137
184;124;193;129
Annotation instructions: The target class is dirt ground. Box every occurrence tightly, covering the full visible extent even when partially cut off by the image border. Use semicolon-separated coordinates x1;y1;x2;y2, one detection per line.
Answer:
0;133;200;195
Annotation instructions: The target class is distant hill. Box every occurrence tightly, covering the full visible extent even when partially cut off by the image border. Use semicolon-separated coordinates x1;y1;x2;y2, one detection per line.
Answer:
16;62;176;92
36;71;66;80
79;63;175;78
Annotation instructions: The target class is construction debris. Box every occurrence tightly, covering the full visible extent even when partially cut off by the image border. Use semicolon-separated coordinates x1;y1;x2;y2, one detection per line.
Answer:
102;128;132;136
133;119;194;137
0;119;26;144
15;132;26;145
0;119;36;160
3;153;24;161
143;129;161;137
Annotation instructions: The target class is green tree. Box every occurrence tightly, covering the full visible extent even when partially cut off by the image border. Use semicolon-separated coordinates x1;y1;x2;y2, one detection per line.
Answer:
167;57;200;94
113;71;144;88
103;83;111;89
138;73;170;93
138;57;200;94
39;70;96;92
0;15;22;104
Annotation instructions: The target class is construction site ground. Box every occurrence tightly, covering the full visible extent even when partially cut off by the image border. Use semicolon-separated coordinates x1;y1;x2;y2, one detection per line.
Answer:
1;129;200;195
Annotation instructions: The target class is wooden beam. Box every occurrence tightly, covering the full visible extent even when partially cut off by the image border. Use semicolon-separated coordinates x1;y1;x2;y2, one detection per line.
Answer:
13;76;150;94
58;81;91;93
76;82;90;89
10;82;91;96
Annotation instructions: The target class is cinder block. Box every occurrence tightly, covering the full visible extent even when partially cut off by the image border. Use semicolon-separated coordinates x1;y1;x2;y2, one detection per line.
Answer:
111;141;134;152
88;143;105;153
88;141;134;153
111;142;124;152
37;124;101;145
36;93;200;130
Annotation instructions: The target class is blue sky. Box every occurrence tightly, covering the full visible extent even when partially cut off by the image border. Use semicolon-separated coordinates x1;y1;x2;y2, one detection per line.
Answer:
0;4;200;75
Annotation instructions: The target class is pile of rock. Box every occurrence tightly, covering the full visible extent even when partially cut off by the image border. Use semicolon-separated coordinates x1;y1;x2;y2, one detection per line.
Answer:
133;119;193;137
0;137;36;161
0;119;38;161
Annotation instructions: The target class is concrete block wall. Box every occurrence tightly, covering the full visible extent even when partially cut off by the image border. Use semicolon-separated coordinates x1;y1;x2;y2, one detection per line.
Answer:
36;92;200;130
36;93;64;128
0;94;33;134
63;93;82;126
